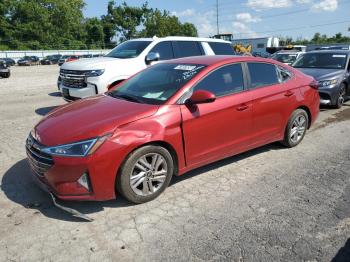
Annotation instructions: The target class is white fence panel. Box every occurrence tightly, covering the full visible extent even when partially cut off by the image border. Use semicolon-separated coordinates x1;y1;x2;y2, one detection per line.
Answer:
0;49;111;61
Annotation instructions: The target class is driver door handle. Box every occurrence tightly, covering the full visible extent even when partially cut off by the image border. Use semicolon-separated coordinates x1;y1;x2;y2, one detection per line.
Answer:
284;91;294;97
236;104;249;111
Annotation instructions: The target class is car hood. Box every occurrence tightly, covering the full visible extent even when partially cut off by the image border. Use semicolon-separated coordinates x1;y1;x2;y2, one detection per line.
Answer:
60;57;131;70
296;68;344;81
35;95;159;146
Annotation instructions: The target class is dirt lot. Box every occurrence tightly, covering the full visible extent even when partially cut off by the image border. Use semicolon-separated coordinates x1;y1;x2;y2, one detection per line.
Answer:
0;65;350;262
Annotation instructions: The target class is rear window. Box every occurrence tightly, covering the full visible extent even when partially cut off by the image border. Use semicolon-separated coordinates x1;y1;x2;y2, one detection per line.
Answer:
173;41;203;58
247;63;279;88
208;42;235;55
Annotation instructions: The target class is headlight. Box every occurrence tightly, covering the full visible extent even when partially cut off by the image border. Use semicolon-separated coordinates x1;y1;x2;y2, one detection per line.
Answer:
85;69;105;77
42;134;110;157
318;79;338;87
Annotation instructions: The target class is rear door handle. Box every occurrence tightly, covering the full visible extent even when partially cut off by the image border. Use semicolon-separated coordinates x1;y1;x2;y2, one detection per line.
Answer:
284;91;294;97
236;104;249;111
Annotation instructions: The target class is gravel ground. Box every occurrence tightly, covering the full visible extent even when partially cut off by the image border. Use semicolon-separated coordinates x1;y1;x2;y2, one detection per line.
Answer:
0;65;350;262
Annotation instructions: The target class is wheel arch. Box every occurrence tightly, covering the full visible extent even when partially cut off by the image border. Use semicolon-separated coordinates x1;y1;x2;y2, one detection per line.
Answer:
296;105;312;129
114;140;180;196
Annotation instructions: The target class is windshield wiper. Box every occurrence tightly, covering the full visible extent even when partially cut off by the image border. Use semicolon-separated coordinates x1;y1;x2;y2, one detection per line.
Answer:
109;93;143;103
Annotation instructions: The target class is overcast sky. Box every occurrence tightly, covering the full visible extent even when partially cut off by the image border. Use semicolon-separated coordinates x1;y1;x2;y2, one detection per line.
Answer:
84;0;350;39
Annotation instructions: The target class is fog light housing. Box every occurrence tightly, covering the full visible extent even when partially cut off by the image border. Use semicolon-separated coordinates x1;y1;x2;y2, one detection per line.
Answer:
77;172;91;191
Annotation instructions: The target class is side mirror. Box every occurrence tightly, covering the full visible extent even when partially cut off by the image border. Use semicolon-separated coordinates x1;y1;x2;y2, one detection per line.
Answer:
187;90;216;105
145;52;160;65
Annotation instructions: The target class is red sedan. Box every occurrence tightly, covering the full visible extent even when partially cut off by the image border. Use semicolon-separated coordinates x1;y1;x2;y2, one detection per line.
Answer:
27;56;319;204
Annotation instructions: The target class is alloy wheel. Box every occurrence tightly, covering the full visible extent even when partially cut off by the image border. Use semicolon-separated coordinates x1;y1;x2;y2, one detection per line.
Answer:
338;85;346;106
290;115;307;144
130;153;168;196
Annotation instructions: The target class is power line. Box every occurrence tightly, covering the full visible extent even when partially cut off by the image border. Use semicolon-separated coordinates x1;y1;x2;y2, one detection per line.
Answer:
235;19;350;36
216;0;219;35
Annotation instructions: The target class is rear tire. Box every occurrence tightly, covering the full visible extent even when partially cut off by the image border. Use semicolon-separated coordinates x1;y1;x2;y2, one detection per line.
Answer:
116;145;174;204
281;109;308;148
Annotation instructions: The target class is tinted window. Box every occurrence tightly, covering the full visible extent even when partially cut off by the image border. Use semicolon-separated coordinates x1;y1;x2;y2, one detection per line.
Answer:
194;64;244;96
257;43;265;48
277;67;292;82
248;63;279;88
272;53;297;64
208;42;235;55
173;41;203;58
292;52;348;69
109;63;206;104
149;41;174;60
106;40;152;59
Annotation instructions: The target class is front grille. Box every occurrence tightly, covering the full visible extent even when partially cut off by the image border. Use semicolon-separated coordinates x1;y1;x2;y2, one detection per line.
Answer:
319;92;331;101
62;78;87;88
60;69;87;88
26;134;54;177
60;69;87;75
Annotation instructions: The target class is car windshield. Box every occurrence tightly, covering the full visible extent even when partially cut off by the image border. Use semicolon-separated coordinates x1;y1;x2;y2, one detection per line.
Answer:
272;53;297;64
105;40;152;59
61;55;70;59
292;52;348;69
23;56;31;59
108;63;206;104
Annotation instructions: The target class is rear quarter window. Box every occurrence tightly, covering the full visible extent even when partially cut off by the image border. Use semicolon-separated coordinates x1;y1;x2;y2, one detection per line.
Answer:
208;42;235;55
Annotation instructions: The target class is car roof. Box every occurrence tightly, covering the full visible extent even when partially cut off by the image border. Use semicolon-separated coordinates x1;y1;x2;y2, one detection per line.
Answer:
307;50;350;54
162;55;274;66
129;36;231;44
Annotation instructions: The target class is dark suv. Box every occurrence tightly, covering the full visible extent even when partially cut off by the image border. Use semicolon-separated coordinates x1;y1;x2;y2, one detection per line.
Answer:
41;54;62;65
0;60;10;78
292;50;350;108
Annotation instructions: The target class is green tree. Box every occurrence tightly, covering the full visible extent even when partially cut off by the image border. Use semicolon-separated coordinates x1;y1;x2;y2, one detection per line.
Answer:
140;9;197;37
85;17;105;48
103;1;151;41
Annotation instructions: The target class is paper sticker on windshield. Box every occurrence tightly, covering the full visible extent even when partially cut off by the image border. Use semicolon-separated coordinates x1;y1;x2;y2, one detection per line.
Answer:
174;65;197;71
332;55;346;58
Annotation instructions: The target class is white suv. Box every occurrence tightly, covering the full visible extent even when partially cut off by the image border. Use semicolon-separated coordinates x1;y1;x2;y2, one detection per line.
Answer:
58;36;235;101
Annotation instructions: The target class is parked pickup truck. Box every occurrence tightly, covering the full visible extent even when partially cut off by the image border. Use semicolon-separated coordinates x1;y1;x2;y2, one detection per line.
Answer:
57;36;235;101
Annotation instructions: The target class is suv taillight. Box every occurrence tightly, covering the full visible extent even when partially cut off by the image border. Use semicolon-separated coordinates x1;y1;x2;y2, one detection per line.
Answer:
310;80;318;90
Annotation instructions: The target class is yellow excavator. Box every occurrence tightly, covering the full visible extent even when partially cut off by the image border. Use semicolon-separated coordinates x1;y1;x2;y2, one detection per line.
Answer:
233;44;252;55
212;34;253;55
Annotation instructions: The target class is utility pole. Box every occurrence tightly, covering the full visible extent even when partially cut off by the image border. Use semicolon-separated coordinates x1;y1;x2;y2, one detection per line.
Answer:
216;0;219;35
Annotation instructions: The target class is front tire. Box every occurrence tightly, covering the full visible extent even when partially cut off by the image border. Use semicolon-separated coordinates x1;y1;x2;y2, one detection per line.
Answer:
117;145;174;204
333;83;346;109
281;109;308;148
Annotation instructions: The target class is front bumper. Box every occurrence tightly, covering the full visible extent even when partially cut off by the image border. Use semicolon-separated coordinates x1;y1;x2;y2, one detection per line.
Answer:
318;84;341;105
60;84;97;101
26;134;129;201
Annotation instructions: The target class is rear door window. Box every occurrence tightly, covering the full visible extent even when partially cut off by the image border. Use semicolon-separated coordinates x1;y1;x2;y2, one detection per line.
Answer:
208;42;235;55
173;41;203;58
247;62;279;88
193;63;244;97
149;41;174;60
